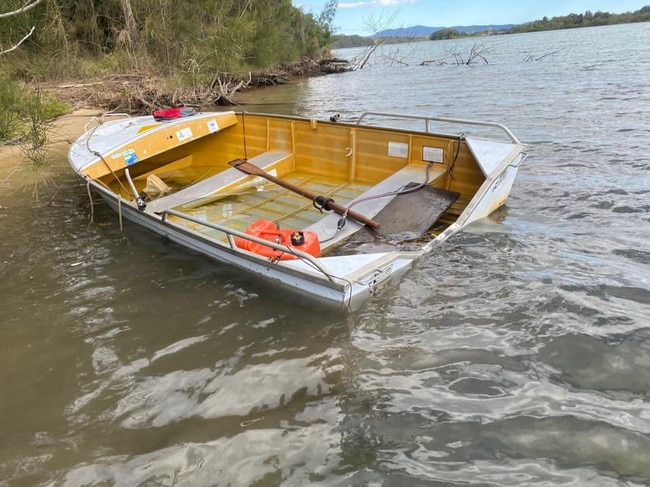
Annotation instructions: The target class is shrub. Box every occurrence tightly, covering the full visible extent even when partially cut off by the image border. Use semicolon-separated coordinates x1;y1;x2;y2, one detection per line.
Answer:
0;75;69;167
0;74;24;142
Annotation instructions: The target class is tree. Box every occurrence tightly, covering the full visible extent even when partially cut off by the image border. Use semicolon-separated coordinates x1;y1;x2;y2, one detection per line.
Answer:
316;0;338;48
430;28;460;40
351;11;398;69
119;0;139;49
0;0;44;56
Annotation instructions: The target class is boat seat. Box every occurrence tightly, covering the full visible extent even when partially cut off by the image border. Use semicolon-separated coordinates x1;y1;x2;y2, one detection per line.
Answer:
306;163;447;251
145;151;290;213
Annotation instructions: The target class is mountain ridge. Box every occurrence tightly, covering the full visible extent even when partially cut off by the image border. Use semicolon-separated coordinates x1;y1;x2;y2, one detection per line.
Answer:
372;24;516;38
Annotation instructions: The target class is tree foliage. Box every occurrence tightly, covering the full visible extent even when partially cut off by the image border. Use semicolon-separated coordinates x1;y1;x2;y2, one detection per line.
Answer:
507;6;650;33
424;6;650;40
0;0;337;81
430;28;461;40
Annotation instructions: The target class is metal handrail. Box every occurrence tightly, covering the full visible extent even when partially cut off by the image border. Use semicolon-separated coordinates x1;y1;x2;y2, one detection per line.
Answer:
101;112;131;122
82;112;132;134
158;209;336;282
356;111;521;145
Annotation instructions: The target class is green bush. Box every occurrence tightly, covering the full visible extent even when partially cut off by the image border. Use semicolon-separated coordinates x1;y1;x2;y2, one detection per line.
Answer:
0;74;24;142
0;75;69;167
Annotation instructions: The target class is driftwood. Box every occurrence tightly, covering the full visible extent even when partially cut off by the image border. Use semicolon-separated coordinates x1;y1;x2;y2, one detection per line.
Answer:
40;56;351;112
248;57;351;86
45;73;254;112
213;73;252;105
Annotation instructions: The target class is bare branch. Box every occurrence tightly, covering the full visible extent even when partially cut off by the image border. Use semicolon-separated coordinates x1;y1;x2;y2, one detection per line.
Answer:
441;43;491;66
357;40;383;70
523;49;565;63
0;0;44;19
0;25;35;56
0;0;45;57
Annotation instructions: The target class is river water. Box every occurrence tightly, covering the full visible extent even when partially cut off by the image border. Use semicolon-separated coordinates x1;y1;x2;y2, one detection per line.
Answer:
1;23;649;486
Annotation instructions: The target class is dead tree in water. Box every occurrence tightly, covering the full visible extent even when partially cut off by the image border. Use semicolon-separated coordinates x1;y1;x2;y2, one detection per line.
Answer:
351;11;402;69
420;43;491;66
521;49;564;62
356;40;385;69
447;43;490;65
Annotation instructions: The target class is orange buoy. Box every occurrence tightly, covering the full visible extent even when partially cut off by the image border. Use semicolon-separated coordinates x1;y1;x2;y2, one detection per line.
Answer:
235;219;320;261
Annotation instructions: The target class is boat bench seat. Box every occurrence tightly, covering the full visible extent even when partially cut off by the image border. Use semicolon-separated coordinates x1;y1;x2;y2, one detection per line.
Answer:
306;163;447;250
145;151;290;213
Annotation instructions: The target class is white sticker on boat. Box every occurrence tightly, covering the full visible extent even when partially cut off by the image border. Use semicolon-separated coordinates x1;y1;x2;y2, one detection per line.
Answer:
423;146;444;163
176;127;193;141
207;119;219;133
388;141;408;158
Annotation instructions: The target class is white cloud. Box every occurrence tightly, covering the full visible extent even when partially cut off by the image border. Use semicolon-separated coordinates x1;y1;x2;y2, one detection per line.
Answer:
340;0;419;9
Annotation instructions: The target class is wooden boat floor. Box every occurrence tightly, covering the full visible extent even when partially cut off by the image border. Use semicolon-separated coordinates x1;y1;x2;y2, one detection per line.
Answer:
169;172;373;240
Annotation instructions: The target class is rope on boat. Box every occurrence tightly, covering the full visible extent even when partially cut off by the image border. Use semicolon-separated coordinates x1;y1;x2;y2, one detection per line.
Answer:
242;111;248;160
86;180;94;224
448;133;465;181
85;177;126;233
286;251;355;307
83;117;134;203
117;198;123;232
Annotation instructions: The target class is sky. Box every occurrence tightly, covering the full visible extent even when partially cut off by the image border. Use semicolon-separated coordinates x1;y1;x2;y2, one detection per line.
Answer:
293;0;650;35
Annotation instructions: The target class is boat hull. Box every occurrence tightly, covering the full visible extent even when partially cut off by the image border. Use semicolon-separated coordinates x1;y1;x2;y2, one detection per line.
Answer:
91;181;417;310
70;111;526;310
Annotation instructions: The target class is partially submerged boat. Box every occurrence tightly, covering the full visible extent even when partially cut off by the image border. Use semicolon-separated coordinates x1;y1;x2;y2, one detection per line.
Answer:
69;109;526;310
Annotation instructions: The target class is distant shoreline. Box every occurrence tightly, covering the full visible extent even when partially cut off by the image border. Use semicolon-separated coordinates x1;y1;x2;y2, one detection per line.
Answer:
332;6;650;47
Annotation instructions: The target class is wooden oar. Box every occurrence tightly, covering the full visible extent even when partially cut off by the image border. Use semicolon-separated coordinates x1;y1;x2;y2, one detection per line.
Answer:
228;158;379;229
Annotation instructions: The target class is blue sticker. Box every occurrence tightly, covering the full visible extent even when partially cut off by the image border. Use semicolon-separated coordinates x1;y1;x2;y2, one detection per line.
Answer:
123;148;139;165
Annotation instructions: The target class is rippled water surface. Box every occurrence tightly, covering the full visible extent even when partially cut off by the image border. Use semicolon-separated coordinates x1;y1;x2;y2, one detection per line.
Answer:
1;24;650;486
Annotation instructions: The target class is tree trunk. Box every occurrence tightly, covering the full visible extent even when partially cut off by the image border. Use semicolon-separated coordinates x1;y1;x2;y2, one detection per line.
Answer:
84;0;102;56
120;0;139;47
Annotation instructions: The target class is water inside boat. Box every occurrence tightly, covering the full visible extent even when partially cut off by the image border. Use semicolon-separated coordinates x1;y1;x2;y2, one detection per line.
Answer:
92;112;484;255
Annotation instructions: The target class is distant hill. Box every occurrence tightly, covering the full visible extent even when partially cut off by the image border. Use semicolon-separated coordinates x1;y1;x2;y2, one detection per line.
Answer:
372;24;516;38
333;6;650;48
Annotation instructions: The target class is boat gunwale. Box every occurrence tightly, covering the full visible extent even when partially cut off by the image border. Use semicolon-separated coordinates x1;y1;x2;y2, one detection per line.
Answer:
158;208;337;282
72;111;237;174
355;111;523;144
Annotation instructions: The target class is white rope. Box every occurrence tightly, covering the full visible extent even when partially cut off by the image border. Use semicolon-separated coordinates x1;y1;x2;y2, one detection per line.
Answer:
117;198;123;232
86;180;94;224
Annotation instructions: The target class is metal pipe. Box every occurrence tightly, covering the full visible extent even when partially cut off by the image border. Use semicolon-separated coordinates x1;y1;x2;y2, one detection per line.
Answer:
124;168;146;210
356;111;522;144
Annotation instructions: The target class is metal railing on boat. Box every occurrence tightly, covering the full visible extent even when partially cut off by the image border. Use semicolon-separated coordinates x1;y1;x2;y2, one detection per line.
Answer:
83;112;132;133
356;112;522;145
158;209;336;283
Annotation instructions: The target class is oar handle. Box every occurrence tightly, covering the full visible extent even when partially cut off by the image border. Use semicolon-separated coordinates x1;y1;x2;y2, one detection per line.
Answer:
229;158;379;229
